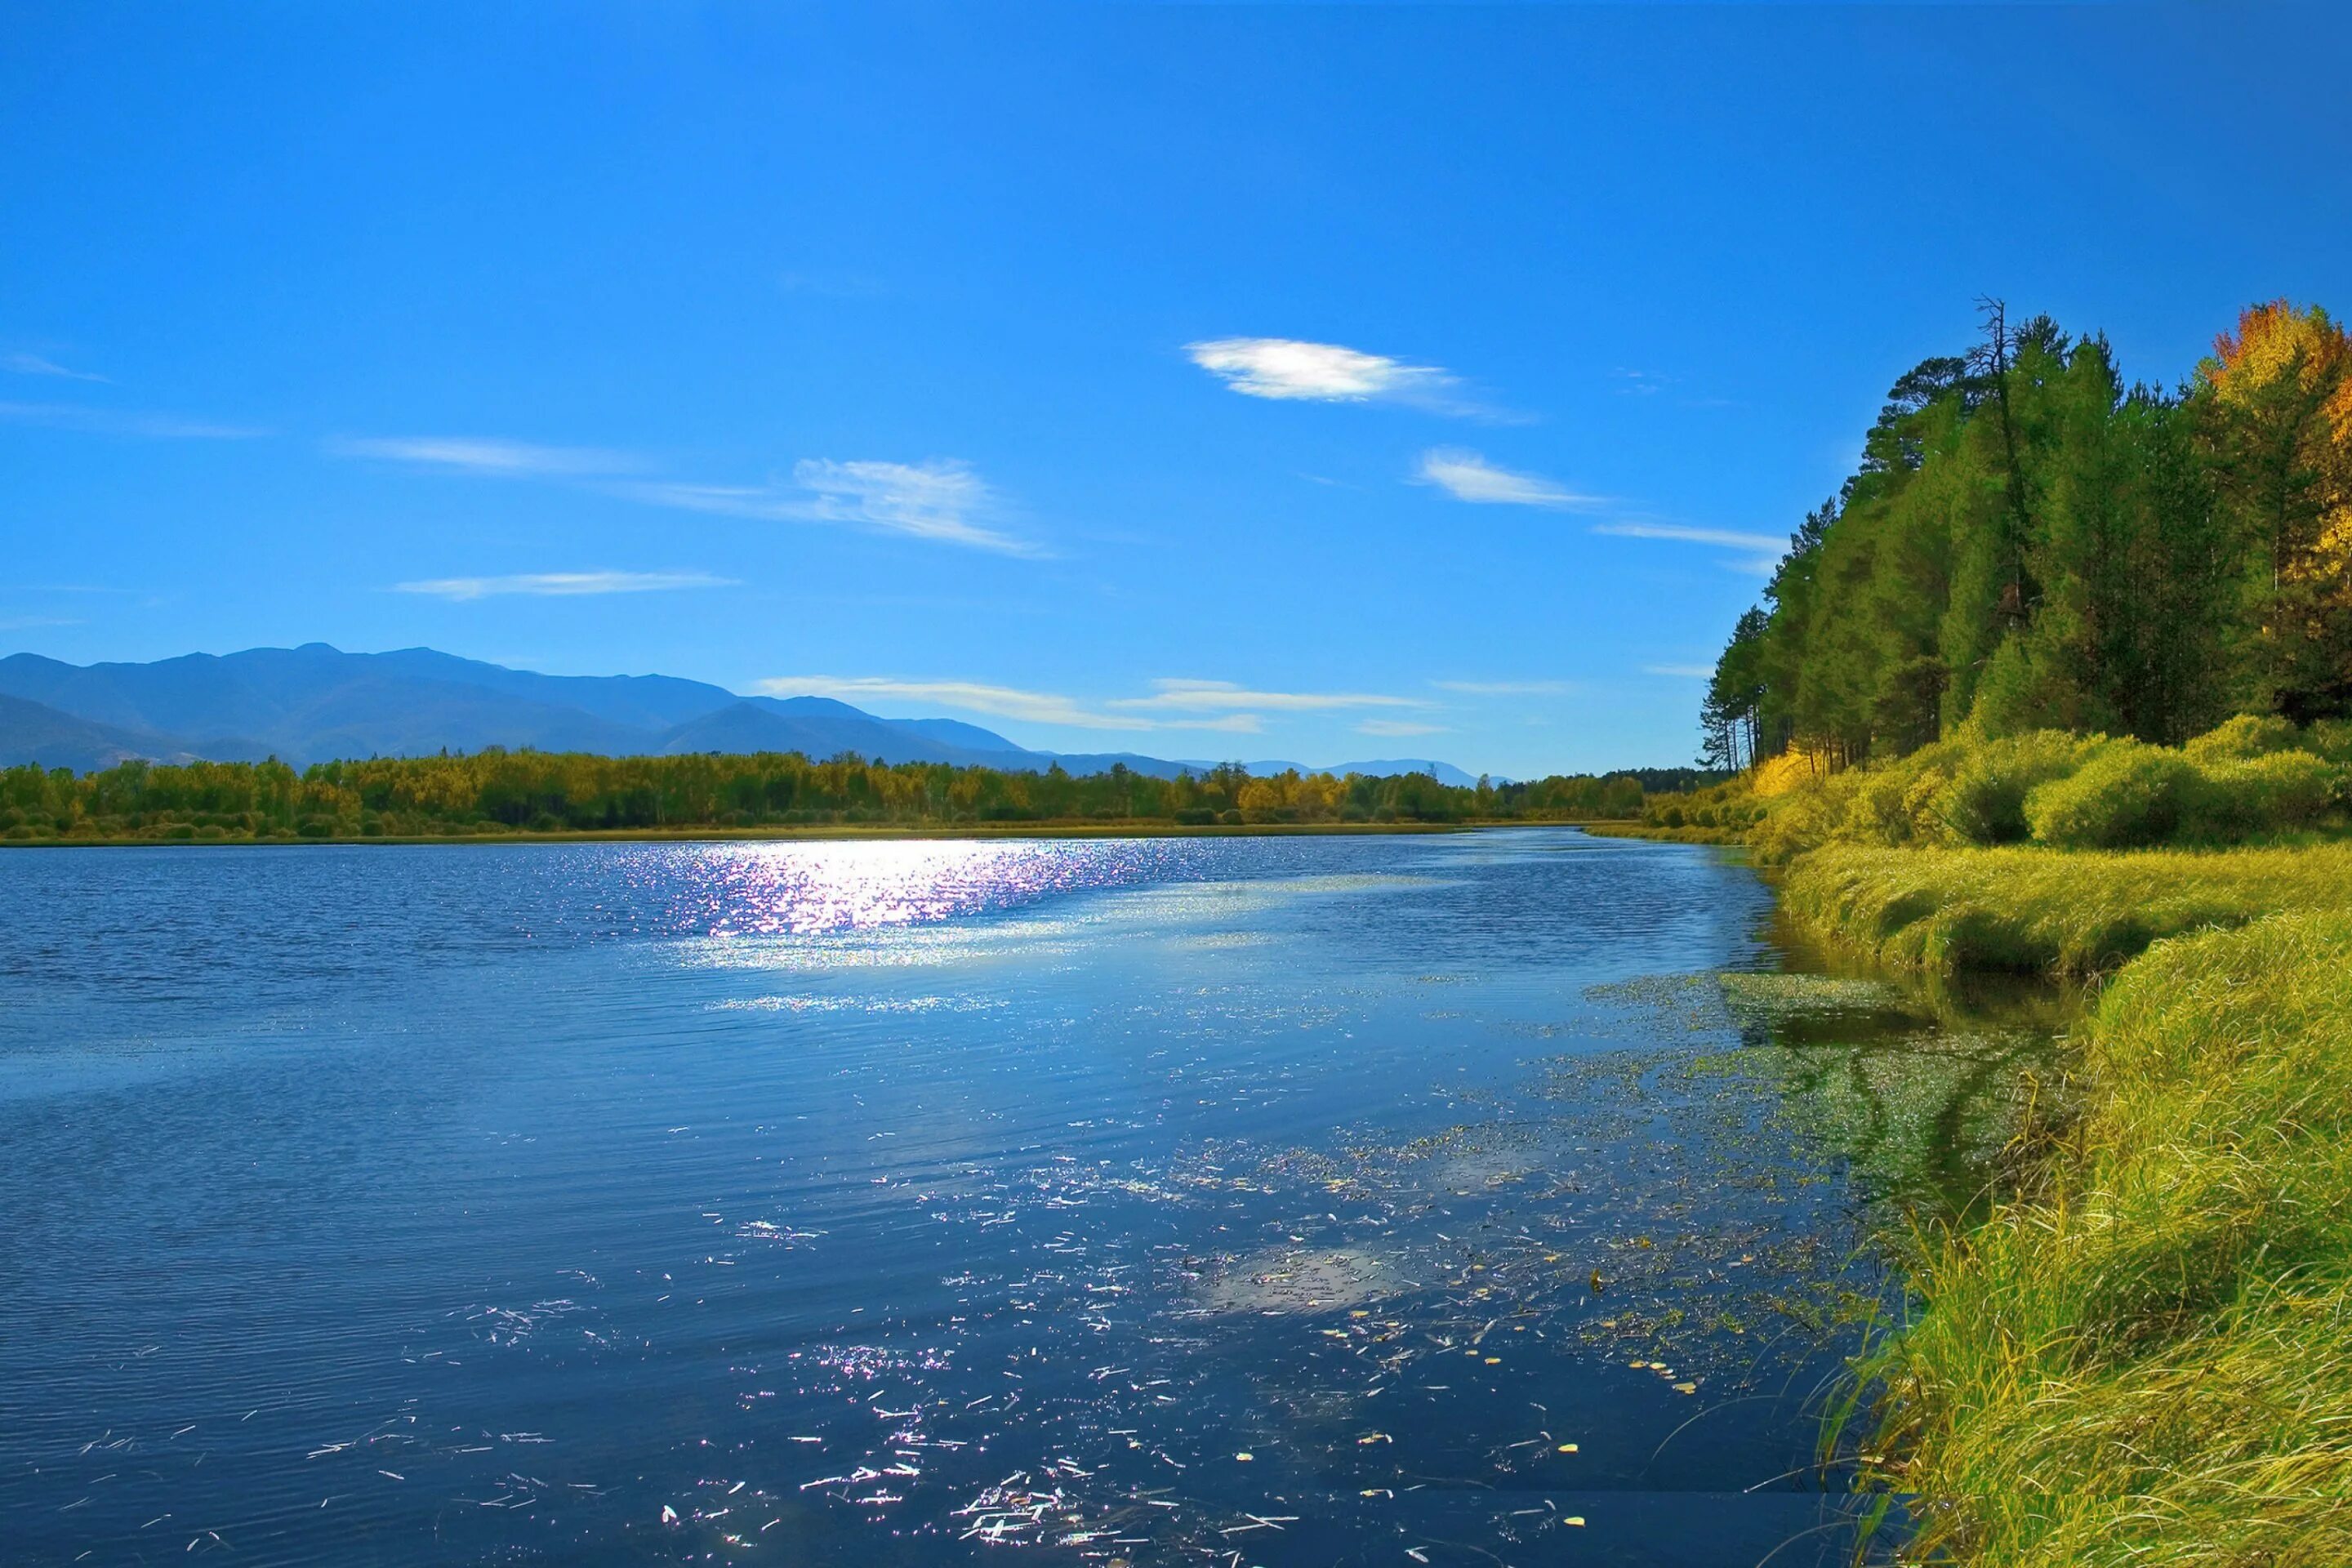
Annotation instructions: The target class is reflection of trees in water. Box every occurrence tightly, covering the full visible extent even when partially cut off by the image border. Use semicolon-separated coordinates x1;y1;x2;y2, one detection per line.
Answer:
1584;944;2079;1230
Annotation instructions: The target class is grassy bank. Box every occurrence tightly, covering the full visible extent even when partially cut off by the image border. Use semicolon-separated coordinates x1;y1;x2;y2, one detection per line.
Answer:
1782;841;2352;976
1855;910;2352;1565
1765;835;2352;1561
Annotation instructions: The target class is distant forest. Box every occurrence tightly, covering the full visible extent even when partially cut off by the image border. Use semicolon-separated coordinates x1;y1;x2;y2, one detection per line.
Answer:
0;751;1712;841
1703;300;2352;768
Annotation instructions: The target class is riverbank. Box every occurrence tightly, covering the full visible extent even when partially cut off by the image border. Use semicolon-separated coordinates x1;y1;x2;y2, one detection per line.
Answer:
1779;844;2352;1564
0;817;1640;849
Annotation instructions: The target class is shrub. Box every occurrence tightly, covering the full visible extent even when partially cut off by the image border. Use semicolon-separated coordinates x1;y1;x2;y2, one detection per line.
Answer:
1934;730;2095;845
2025;742;2198;848
2185;750;2341;840
2182;712;2302;763
2303;718;2352;764
1835;744;1956;848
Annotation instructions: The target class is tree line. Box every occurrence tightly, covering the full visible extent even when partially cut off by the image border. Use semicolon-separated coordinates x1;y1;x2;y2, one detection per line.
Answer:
1703;299;2352;768
0;748;1659;841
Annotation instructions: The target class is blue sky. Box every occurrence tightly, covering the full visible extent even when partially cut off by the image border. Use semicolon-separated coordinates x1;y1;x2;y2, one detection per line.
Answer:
5;3;2348;777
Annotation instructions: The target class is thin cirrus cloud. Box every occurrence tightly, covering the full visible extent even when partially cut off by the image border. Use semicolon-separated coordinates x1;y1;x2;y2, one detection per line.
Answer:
1356;719;1449;737
1414;448;1604;510
1430;679;1575;696
0;400;263;439
759;676;1257;733
1643;663;1717;679
4;352;108;383
393;570;735;602
1593;519;1787;574
336;434;1039;556
757;675;1432;734
1108;678;1426;715
328;434;642;478
621;459;1036;556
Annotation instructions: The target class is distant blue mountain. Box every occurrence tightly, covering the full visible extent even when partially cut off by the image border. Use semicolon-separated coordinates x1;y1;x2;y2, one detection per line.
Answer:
0;644;1490;782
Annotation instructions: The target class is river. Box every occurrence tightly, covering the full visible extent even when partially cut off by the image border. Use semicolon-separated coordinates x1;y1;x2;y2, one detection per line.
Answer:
0;829;2056;1566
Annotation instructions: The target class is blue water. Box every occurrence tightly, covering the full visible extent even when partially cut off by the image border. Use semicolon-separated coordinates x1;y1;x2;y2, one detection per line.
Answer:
2;831;1906;1566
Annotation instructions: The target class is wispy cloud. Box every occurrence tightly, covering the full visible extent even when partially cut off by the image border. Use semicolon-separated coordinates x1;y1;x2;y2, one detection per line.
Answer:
1431;679;1575;696
795;459;1027;554
761;676;1137;730
1415;448;1603;510
620;459;1036;556
0;401;264;439
1356;718;1448;737
1109;678;1426;715
1185;336;1508;417
1594;520;1784;552
393;570;735;601
329;434;641;478
335;433;1041;556
0;614;84;631
5;353;107;383
1643;663;1716;679
755;674;1426;733
1594;519;1785;574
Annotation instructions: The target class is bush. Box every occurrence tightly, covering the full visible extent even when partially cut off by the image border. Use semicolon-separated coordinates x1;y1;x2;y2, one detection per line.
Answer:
2303;719;2352;764
2182;712;2302;763
1935;730;2094;845
2025;742;2198;848
2186;750;2341;840
1838;745;1955;848
1173;806;1216;826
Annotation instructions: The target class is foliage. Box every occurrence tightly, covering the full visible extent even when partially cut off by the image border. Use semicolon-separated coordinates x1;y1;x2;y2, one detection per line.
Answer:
0;748;1654;843
1934;730;2095;845
1685;716;2350;862
2019;741;2198;849
1705;299;2352;763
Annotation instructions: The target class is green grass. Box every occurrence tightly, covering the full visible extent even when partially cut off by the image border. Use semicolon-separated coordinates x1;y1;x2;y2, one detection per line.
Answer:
1781;841;2352;975
1855;911;2352;1566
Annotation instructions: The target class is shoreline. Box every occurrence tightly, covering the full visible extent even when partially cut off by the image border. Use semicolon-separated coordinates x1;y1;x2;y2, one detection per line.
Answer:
0;818;1633;849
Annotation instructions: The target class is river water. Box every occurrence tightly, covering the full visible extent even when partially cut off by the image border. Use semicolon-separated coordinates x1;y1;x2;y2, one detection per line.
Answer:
0;830;2051;1566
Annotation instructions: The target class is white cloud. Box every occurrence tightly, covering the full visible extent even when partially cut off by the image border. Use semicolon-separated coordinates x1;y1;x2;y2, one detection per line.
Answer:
794;458;1027;553
1415;449;1602;510
1185;336;1466;406
1643;664;1716;679
761;676;1136;730
0;401;263;439
1594;519;1786;574
393;570;733;601
0;614;84;630
1431;679;1574;696
4;353;107;383
618;460;1039;556
336;431;1042;556
330;435;640;478
1356;719;1448;737
1593;520;1784;552
755;675;1424;734
1109;678;1425;714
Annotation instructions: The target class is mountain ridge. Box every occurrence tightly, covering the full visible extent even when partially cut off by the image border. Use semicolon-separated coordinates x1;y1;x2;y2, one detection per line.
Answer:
0;645;1495;782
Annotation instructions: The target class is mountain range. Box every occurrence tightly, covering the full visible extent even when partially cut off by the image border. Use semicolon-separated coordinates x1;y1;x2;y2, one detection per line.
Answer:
0;644;1486;784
